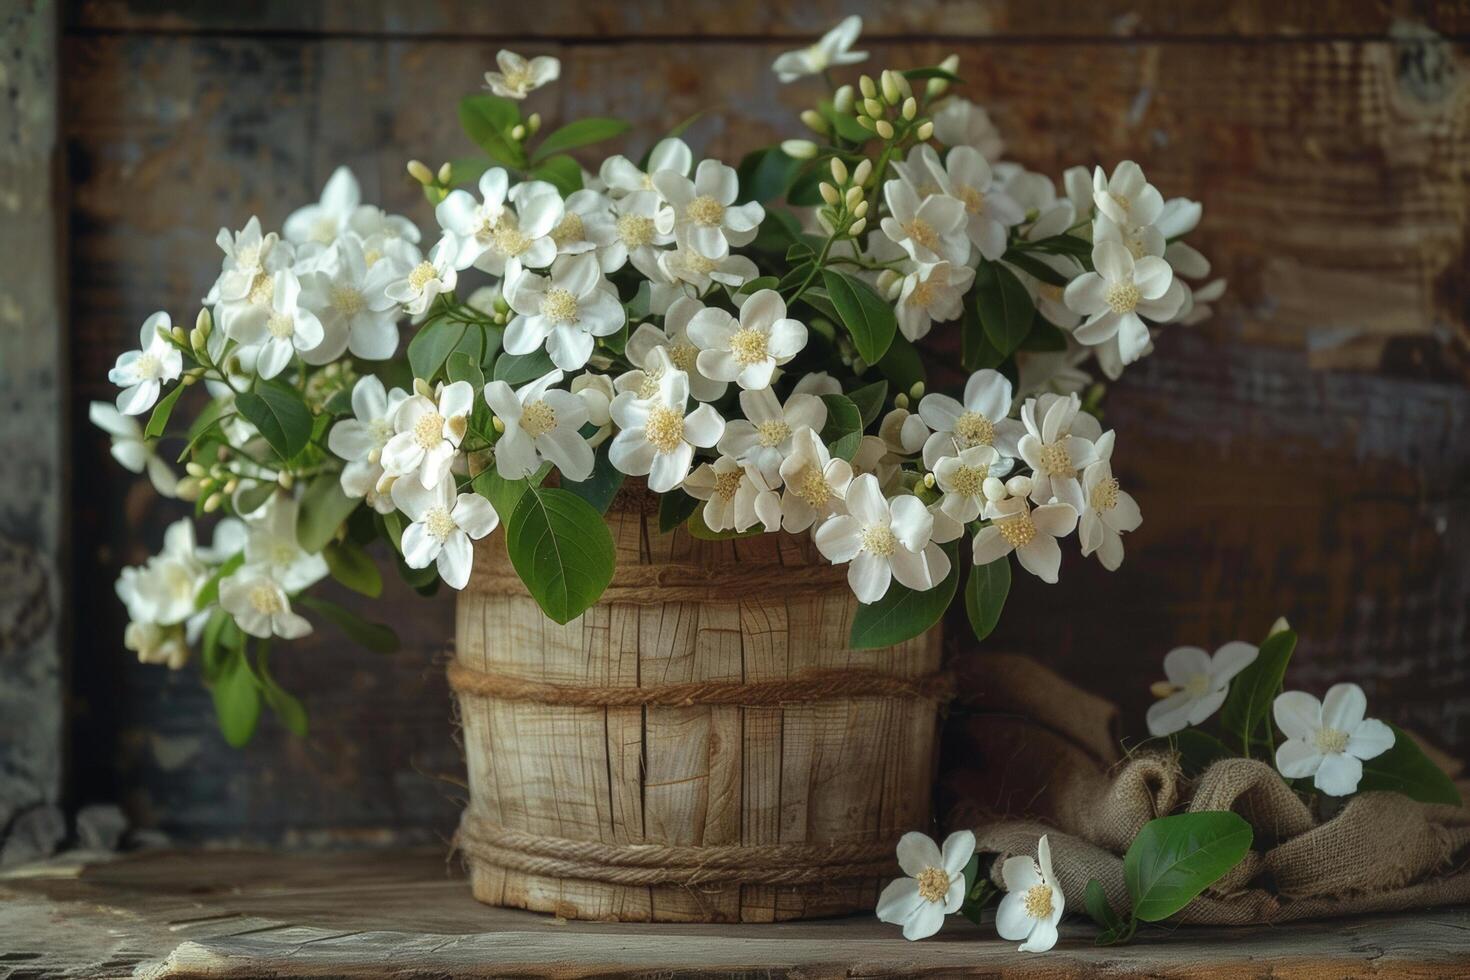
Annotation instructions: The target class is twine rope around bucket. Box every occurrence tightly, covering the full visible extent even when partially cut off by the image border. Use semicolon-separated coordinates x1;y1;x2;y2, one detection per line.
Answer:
465;559;855;605
456;813;902;887
447;661;955;707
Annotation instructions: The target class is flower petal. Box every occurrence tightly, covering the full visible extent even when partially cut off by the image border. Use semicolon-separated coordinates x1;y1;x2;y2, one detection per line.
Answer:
1347;718;1395;761
1314;751;1363;797
1321;682;1368;732
895;831;943;877
1275;738;1323;779
876;877;924;926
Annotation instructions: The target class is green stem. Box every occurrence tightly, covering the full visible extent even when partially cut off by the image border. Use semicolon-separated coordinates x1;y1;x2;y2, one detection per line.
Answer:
787;234;836;305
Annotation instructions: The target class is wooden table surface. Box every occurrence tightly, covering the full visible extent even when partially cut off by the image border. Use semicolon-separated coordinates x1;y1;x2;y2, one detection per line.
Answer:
2;848;1466;978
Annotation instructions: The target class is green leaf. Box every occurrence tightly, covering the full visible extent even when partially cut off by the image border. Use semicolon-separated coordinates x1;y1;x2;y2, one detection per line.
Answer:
298;595;400;654
492;349;556;385
255;650;307;737
849;542;960;650
847;380;888;429
738;275;781;295
875;333;925;392
1124;812;1253;922
458;94;524;168
210;648;261;748
445;350;486;390
961;301;1006;371
822;270;897;365
964;557;1011;642
471;465;545;523
408;318;469;382
232;480;276;516
199;607;240;681
819;99;873;143
296;472;359;554
559;443;625;515
235;380;314;460
1020;320;1069;352
530;153;584;195
506;486;616;624
324;539;382;598
532;117;630;163
1028;234;1094;258
819;393;864;461
1004;249;1071;288
1175;729;1234;776
144;383;185;440
737;147;804;204
1084;878;1125;934
1358;724;1463;805
1221;629;1297;753
658;488;700;533
975;261;1035;356
903;66;963;83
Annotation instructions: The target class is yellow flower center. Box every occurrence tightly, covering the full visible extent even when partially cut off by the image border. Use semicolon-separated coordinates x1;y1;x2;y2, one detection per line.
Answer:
860;523;897;557
958;185;986;214
645;405;685;453
234;243;261;270
904;218;939;252
1090;476;1120;512
550;212;585;248
682;250;719;276
1314;727;1350;754
1184;673;1212;698
519;400;556;438
1105;281;1141;314
247;273;275;307
424;506;457;541
687;194;726;227
667;341;698;373
712;468;743;501
331;284;365;316
950;463;988;498
413;410;444;450
793;466;831;508
617;213;656;248
997;511;1037;549
492;217;530;256
248;583;284;616
916;867;950;903
541;287;580;325
756;419;790;448
1038;442;1076;479
1110;191;1131;212
267;311;294;339
408;261;438;292
363;247;383;266
636;368;663;400
910;278;938;310
953;411;994;448
134;353;161;379
501;64;533;92
729;327;769;366
1023;883;1054;919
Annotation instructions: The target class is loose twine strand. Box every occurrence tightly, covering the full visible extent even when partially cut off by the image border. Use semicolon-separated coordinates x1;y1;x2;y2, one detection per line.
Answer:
456;814;901;887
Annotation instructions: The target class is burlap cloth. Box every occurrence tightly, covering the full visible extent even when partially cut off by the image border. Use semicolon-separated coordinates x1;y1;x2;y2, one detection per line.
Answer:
943;654;1470;924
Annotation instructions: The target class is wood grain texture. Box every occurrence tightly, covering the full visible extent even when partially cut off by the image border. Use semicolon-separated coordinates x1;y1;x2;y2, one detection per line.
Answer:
3;849;1469;978
58;4;1470;848
455;500;942;921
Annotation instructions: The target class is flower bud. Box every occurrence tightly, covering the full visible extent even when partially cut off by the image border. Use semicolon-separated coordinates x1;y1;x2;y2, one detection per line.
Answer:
847;216;866;237
844;185;863;209
176;477;201;501
874;120;895;140
278;471;294;490
833;84;855;113
799;109;828;135
527;112;542;134
851;199;869;218
171;325;187;344
203;491;223;514
186;461;207;478
983;476;1007;502
940;54;961;74
782;139;818;160
1150;681;1177;699
916;120;934;141
855;114;875;131
863;97;884;119
406;159;434;185
1269;616;1291;637
195;307;213;338
881;70;901;105
1005;475;1033;498
896;72;913;99
894;392;910;410
437;161;453;184
819;181;841;206
858;74;877;99
830;157;848;185
923;472;936;489
223;478;238;495
492;415;506;433
511;124;526;141
902;96;917;120
852;159;873;185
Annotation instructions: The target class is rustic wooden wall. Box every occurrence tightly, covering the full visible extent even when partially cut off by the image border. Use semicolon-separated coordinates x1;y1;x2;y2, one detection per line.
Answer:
61;0;1470;845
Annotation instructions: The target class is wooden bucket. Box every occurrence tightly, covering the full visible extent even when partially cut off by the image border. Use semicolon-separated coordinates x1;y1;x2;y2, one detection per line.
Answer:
450;490;946;922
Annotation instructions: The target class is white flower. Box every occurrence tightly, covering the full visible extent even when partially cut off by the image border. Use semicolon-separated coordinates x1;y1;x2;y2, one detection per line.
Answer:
602;189;675;275
297;236;406;362
109;312;182;415
571;371;616;447
777;426;854;532
284;166;361;245
918;369;1018;468
996;834;1064;953
624;296;726;403
922;145;1025;261
504;253;626;371
328;375;408;481
1274;684;1395;796
115;519;208;626
971;494;1078;584
227;270;325;378
881;180;970;266
242;494;330;593
125;621;189;670
875;830;974;941
212;216;290;303
934;444;1011;524
90;401;177;496
653;159;764;260
683;456;779;533
1093;160;1164;230
599;138;692;200
380;380;474;490
219;567;312;640
657;243;761;294
1064;241;1182;368
896;260;975;342
608;351;725;493
549;188;615;260
390;476;500;590
1065;458;1141;571
930;96;1005;161
772;14;867;83
716;386;826;487
484;367;594;482
384;236;457;316
687;289;807;391
1015;392;1099;504
879;408;929;457
436;170;562;275
483;49;560;100
1146;642;1260;736
815;476;951;603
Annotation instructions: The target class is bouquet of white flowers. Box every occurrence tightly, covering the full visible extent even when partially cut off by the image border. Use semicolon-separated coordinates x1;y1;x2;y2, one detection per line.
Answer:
99;16;1222;745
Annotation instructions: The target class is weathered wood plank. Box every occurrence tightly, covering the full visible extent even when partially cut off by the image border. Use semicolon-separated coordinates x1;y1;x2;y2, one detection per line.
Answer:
65;0;1470;40
2;849;1468;978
